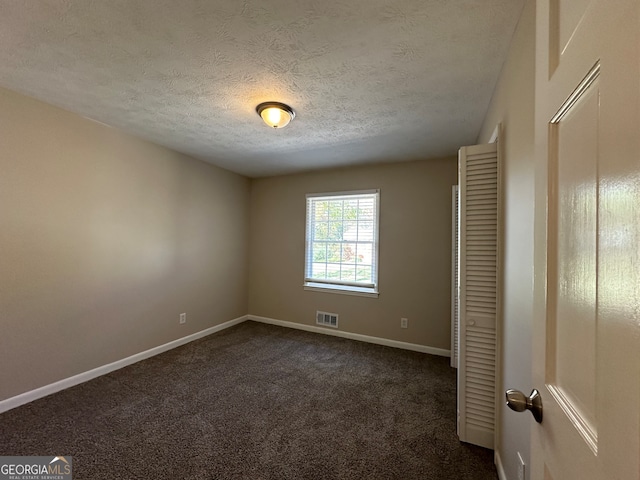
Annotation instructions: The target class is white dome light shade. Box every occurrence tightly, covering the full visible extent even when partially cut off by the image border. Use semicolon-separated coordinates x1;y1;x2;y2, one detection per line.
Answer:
256;102;295;128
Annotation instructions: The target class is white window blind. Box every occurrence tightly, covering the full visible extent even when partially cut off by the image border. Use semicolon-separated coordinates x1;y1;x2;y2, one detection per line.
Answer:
305;190;379;295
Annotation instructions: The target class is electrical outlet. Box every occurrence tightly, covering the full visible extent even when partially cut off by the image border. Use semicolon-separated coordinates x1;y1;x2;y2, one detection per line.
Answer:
517;452;526;480
179;313;187;324
401;318;408;328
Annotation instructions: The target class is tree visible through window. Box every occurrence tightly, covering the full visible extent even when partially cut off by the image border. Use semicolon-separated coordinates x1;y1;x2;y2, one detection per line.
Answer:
305;190;379;294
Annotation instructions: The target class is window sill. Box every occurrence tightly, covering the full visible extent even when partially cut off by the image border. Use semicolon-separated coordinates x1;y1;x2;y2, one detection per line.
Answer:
303;282;379;298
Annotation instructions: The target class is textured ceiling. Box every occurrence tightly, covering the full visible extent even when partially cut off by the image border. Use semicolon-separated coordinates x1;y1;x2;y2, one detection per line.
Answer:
0;0;524;177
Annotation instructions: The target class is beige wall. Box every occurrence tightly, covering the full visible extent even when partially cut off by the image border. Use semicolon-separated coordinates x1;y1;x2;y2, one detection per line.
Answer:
0;87;250;401
248;158;457;349
477;1;535;478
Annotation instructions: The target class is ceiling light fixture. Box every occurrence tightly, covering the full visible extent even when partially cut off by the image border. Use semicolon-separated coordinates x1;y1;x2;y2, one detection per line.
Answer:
256;102;295;129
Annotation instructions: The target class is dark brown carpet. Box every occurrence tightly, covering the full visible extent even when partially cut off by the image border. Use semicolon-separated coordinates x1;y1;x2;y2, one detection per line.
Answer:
0;321;497;479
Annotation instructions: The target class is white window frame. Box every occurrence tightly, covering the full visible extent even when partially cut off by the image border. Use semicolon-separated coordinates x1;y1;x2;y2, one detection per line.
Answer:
304;189;380;298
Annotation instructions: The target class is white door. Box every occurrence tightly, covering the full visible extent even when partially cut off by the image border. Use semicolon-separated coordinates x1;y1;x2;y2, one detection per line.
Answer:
457;143;499;450
527;0;640;479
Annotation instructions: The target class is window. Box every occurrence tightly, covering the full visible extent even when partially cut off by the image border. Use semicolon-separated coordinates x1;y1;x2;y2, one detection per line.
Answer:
304;190;379;297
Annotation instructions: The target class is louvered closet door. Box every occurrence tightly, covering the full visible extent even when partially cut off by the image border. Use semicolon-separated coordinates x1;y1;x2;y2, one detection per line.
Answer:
457;143;498;449
451;186;459;369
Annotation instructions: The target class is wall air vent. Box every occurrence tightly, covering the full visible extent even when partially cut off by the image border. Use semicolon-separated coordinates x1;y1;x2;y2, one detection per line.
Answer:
316;311;339;328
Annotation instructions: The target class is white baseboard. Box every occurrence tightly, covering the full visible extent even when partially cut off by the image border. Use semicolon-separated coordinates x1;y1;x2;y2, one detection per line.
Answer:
0;315;248;414
1;314;450;414
495;449;507;480
248;315;451;357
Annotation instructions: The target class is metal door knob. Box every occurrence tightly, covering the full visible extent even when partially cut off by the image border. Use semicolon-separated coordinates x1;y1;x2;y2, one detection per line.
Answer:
505;388;543;423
